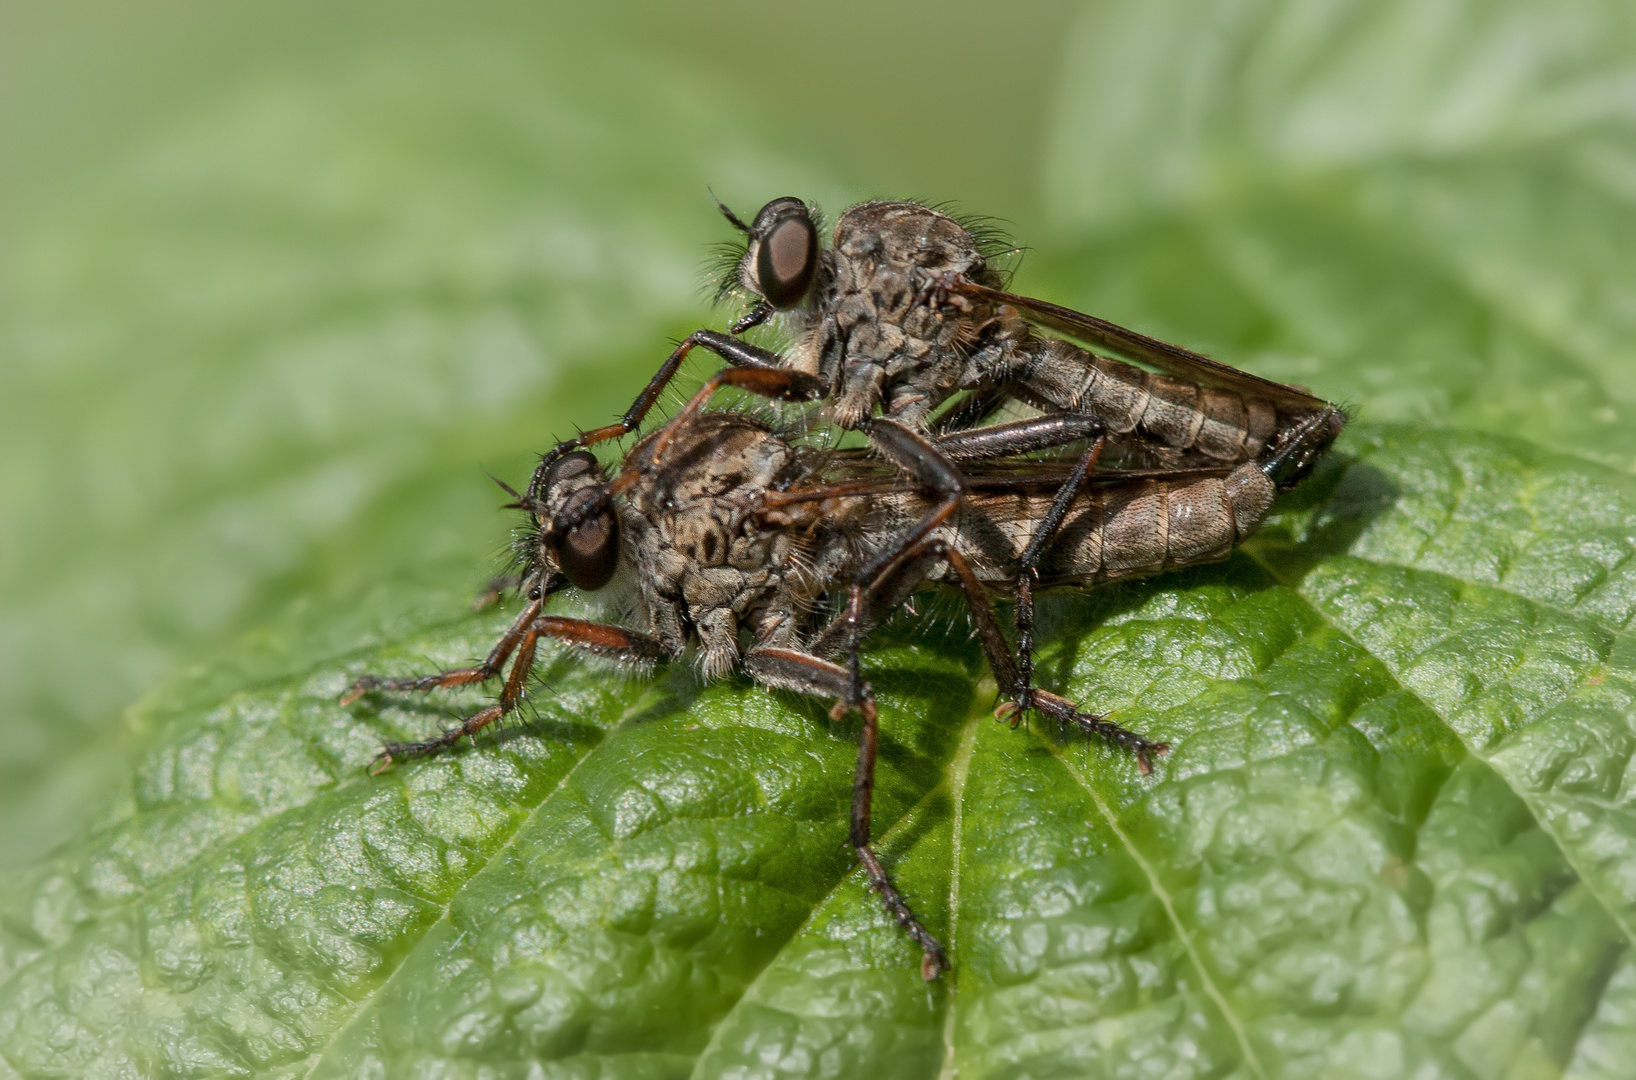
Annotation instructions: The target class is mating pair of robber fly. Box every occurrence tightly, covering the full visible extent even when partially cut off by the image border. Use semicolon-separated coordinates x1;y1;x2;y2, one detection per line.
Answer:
342;196;1345;980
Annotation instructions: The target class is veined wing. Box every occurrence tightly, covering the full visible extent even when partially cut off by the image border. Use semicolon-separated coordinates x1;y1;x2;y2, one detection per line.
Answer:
953;279;1330;412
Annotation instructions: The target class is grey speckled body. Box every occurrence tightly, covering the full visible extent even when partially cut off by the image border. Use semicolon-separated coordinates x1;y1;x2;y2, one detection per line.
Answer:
543;411;1278;681
886;463;1275;590
737;199;1326;461
348;402;1315;975
536;411;861;680
777;201;1002;428
616;412;858;678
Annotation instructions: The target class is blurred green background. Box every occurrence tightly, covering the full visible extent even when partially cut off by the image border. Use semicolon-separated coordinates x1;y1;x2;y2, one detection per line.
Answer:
0;0;1081;869
5;0;1636;879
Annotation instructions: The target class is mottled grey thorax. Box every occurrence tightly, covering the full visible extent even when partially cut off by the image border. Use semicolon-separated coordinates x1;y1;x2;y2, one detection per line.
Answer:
815;202;995;428
622;413;839;672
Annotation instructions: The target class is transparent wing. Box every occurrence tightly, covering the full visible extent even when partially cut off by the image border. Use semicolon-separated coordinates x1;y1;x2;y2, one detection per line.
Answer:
953;279;1329;412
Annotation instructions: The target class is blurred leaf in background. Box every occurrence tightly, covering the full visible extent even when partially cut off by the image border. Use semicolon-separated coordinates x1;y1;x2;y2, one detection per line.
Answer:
4;0;1636;1077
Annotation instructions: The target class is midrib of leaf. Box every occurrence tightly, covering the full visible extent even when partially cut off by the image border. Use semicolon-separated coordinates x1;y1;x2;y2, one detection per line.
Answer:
686;761;966;1080
935;701;983;1080
301;652;973;1077
1039;736;1270;1080
1240;549;1631;1066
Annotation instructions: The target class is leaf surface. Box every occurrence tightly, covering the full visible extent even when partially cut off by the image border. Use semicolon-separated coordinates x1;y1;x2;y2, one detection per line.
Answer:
6;1;1636;1077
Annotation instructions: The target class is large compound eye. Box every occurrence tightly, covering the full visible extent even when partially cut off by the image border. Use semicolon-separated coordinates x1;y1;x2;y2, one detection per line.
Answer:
755;207;818;308
542;449;599;492
550;486;620;591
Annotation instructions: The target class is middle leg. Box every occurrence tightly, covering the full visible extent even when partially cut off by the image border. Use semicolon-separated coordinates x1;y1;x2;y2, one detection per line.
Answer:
745;646;949;980
1010;434;1106;719
938;543;1167;774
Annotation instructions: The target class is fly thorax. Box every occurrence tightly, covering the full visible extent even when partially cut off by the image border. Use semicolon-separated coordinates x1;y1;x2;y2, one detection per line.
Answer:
668;504;733;568
833;201;986;277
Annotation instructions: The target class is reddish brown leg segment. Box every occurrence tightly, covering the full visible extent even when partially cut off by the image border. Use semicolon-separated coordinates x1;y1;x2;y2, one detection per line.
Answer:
361;614;671;773
940;546;1167;774
340;598;544;705
621;365;822;489
527;330;788;500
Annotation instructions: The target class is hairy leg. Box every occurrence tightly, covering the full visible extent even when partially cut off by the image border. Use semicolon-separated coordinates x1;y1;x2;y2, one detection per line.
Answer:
359;615;670;773
525;330;791;502
1011;435;1105;718
341;596;545;704
938;544;1167;774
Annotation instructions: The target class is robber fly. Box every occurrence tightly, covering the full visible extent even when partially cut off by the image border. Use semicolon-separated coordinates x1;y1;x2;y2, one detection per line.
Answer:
590;196;1343;468
516;197;1345;703
342;364;1341;980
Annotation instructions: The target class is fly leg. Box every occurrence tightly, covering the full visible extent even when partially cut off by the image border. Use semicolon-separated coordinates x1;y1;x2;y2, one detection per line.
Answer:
341;595;545;703
526;330;790;500
1006;434;1106;725
744;645;949;981
542;366;824;544
933;414;1115;726
837;419;969;712
365;616;671;773
622;366;824;482
940;542;1167;774
933;413;1104;461
813;518;1166;773
751;418;972;983
832;415;1107;711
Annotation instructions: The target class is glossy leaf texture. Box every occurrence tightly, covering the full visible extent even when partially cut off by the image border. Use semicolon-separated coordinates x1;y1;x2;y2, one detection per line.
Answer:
7;0;1636;1077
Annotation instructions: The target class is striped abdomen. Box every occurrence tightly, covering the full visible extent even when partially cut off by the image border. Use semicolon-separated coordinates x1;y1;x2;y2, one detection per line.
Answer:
1018;339;1281;462
911;462;1276;587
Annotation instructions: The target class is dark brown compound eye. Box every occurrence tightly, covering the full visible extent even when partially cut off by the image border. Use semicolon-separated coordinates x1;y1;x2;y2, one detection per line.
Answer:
756;211;818;308
549;486;620;591
541;449;600;492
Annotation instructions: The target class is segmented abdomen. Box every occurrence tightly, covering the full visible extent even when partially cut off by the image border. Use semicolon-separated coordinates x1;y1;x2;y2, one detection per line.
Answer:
917;462;1276;587
1021;339;1279;461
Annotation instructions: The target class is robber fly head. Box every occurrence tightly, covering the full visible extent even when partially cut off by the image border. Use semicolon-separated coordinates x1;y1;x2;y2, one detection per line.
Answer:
711;196;823;318
745;198;821;309
531;450;621;592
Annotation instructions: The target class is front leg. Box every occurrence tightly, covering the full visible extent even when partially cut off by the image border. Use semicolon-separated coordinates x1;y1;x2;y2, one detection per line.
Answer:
526;330;791;503
366;617;673;773
341;596;544;704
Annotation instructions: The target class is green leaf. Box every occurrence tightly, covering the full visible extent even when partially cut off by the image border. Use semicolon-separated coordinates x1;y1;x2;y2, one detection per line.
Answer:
12;426;1636;1077
7;0;1636;1076
1043;0;1636;472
